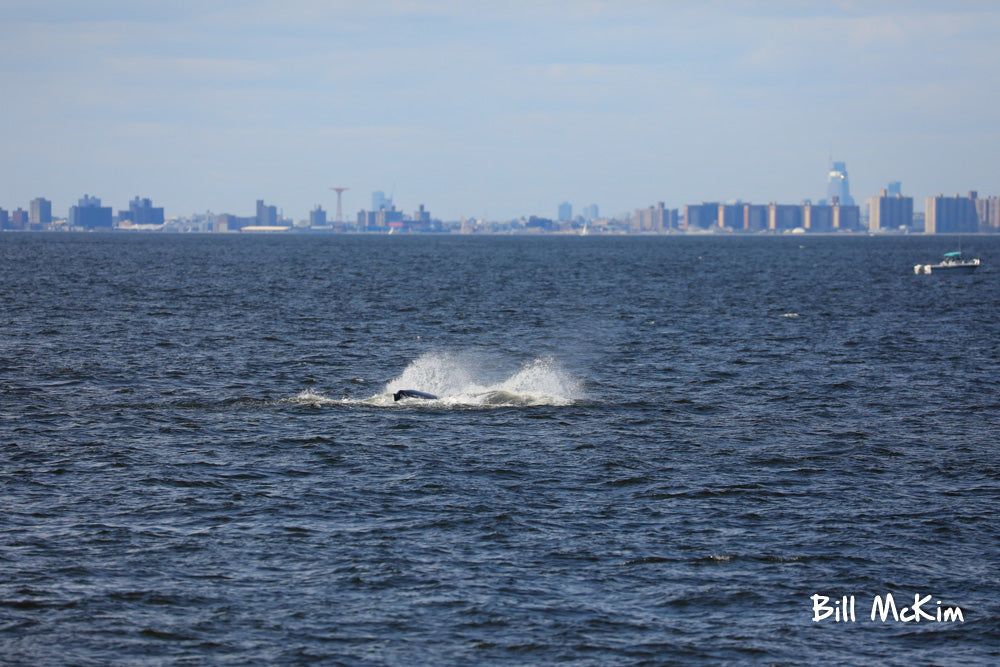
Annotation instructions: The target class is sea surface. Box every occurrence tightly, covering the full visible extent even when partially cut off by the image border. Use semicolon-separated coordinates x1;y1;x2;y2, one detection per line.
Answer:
2;232;998;665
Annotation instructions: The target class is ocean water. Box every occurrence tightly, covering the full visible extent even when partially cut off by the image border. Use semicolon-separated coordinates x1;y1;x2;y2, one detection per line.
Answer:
2;232;998;665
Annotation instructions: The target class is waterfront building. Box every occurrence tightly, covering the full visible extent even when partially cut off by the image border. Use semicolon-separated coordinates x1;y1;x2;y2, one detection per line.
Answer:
376;205;403;229
739;204;767;231
216;214;255;232
412;204;431;227
684;203;719;230
310;205;327;227
29;197;52;225
832;201;860;231
768;203;802;231
69;195;112;229
558;202;572;223
826;161;855;206
974;195;1000;231
634;202;676;233
717;203;744;231
11;208;28;229
372;191;390;212
3;207;27;230
357;210;375;230
925;193;979;234
256;200;277;226
13;208;29;229
868;189;914;232
118;197;164;225
355;204;403;231
802;202;833;232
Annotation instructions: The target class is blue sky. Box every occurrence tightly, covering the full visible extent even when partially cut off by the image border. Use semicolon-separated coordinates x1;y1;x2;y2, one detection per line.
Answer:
2;0;999;220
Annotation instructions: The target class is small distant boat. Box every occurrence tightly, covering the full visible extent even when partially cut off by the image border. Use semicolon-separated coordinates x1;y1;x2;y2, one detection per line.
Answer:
913;251;981;275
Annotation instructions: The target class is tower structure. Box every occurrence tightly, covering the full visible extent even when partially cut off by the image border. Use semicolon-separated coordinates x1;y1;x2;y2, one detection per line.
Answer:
826;161;855;206
558;201;572;222
69;195;112;229
330;187;349;223
30;197;52;225
925;192;979;234
868;187;913;233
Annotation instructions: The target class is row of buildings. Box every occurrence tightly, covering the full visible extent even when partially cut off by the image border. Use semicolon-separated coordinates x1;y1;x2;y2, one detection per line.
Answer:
3;190;999;234
0;195;164;230
624;190;997;235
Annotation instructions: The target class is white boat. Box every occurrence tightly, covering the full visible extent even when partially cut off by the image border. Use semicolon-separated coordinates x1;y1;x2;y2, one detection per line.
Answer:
914;251;981;275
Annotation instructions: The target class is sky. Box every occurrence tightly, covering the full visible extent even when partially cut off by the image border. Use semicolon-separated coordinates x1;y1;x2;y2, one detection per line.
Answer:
2;0;999;221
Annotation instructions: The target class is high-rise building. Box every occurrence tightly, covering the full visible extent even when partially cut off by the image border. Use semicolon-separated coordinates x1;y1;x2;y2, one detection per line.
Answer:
925;192;980;234
310;205;327;227
582;204;599;220
974;195;1000;231
868;188;913;232
684;203;719;230
768;203;802;231
558;202;572;222
256;200;277;226
826;161;855;206
372;191;390;211
375;204;403;228
11;208;28;229
118;197;164;225
412;204;431;226
69;195;112;229
831;201;861;230
0;208;8;230
29;197;52;225
741;204;768;231
802;203;834;231
633;203;675;233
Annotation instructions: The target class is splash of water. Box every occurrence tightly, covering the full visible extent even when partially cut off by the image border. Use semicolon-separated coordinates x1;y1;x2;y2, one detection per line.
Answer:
380;351;584;407
285;352;584;408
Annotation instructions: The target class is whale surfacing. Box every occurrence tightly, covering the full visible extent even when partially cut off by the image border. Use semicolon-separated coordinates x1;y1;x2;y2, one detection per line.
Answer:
393;389;438;402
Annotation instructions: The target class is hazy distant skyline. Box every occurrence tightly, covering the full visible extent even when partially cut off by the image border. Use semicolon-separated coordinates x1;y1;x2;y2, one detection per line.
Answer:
3;1;999;220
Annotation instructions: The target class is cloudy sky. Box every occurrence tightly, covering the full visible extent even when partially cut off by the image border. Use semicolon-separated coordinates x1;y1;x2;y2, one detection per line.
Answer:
2;0;999;221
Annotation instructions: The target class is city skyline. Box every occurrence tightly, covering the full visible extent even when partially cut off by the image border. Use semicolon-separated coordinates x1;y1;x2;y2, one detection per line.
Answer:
0;164;989;224
7;185;1000;235
2;1;1000;220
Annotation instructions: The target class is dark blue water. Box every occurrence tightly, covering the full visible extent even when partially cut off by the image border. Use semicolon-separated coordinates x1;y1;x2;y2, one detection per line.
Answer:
2;233;998;665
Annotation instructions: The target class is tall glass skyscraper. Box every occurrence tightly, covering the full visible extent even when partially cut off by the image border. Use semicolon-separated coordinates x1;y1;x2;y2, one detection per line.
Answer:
558;202;572;222
372;191;390;211
826;161;855;205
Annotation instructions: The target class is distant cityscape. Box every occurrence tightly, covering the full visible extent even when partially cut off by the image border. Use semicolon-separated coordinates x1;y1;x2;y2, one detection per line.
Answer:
2;163;998;235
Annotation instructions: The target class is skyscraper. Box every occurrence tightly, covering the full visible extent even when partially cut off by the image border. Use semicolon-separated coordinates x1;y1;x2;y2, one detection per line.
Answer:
118;197;164;225
925;193;979;234
310;205;327;227
372;191;390;211
69;195;112;229
256;199;277;226
826;161;855;206
558;202;572;222
868;187;913;232
29;197;52;225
